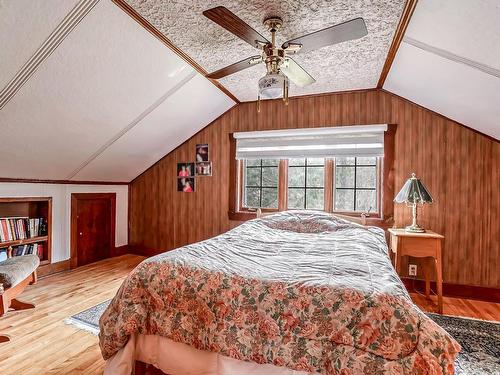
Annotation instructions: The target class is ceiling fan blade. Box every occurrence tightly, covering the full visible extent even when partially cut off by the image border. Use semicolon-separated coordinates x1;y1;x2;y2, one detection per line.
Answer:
207;56;262;79
282;18;367;54
281;58;315;87
203;6;269;48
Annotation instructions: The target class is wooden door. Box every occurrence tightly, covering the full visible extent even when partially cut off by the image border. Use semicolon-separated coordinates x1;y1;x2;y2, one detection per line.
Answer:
71;193;116;268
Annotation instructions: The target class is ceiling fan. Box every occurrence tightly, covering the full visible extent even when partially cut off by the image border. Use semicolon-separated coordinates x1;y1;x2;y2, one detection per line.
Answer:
202;6;368;106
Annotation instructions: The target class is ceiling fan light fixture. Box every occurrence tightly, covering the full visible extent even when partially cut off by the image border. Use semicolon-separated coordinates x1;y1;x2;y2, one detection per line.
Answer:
258;72;287;99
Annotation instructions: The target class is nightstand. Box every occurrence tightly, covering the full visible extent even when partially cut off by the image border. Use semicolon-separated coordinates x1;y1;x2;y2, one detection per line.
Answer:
388;228;444;314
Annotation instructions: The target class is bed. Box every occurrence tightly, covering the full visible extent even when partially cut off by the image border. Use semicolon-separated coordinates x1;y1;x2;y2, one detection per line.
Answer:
99;211;460;374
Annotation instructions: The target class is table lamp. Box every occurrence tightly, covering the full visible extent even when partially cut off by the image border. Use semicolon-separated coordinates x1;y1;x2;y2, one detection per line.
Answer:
394;173;433;232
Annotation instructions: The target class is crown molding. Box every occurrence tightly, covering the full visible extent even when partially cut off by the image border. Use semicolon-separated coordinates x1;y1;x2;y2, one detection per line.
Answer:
0;0;99;110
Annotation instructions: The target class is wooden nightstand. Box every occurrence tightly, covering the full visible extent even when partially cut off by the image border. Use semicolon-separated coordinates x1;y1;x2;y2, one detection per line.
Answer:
388;228;444;314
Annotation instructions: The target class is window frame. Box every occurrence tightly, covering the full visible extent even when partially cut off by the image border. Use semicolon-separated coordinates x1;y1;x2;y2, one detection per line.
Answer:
287;158;326;210
228;125;396;224
239;159;280;212
331;157;382;216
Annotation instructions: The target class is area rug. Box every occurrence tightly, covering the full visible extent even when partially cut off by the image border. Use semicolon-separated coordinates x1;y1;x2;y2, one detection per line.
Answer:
64;300;111;335
65;300;499;374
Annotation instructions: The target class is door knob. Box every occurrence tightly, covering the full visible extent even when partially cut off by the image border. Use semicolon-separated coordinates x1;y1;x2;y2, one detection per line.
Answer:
79;232;83;236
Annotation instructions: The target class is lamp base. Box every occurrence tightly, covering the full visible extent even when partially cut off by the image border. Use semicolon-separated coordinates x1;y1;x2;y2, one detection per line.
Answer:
405;224;425;233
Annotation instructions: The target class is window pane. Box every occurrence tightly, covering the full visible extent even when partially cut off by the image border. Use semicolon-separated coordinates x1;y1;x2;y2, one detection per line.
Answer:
307;158;324;166
334;189;354;211
262;167;278;187
262;159;279;166
356;190;377;212
306;189;324;210
356;167;377;188
288;158;305;166
245;159;261;167
307;167;324;187
245;188;260;207
288;167;305;187
261;188;278;208
335;166;355;188
288;188;305;209
357;157;376;166
336;157;355;166
245;167;261;187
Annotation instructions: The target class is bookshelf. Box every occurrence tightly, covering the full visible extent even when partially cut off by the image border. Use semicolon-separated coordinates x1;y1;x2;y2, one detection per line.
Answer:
0;197;52;269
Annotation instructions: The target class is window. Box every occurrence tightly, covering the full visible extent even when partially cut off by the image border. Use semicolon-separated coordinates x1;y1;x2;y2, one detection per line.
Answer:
334;157;379;213
230;125;394;220
242;159;279;209
288;158;325;210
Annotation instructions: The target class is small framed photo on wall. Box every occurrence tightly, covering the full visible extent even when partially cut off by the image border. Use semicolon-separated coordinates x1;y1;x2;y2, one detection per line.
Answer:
177;162;194;177
195;162;212;176
178;177;195;192
196;144;209;162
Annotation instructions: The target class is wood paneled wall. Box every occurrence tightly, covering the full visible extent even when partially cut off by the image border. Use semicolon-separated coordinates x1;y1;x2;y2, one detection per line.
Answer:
129;89;499;289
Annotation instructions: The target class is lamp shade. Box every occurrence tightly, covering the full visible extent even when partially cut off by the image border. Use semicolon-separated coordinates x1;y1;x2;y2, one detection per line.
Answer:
394;173;433;204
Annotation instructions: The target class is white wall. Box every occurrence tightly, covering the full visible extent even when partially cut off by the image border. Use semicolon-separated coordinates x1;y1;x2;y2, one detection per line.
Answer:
0;183;128;262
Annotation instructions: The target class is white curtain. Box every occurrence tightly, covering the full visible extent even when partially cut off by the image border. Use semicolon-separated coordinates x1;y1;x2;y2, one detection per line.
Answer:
234;125;387;159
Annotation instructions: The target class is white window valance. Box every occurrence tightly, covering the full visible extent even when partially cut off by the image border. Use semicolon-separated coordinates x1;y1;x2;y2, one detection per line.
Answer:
234;124;388;159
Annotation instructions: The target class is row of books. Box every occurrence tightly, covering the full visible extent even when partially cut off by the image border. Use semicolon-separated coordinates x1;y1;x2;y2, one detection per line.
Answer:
0;217;47;243
0;243;44;262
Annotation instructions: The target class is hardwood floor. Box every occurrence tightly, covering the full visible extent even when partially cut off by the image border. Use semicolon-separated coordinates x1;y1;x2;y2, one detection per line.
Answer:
0;254;498;374
0;255;144;375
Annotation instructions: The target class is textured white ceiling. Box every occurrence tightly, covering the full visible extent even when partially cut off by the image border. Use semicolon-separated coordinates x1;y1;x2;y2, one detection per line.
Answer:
0;0;234;181
0;0;80;89
72;74;234;181
125;0;406;101
385;0;500;139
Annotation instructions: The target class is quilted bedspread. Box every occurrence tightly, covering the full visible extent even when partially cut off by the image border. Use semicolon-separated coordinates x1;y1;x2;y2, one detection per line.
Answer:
99;211;460;374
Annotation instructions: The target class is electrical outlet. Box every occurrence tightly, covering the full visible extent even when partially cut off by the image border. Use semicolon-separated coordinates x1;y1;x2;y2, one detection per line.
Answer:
409;264;417;277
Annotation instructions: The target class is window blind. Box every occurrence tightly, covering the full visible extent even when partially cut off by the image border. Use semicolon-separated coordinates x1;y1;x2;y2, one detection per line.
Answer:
234;125;387;159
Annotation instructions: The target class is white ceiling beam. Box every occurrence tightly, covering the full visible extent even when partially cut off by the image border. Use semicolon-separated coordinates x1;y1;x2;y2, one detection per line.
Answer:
403;36;500;79
66;70;197;180
0;0;99;110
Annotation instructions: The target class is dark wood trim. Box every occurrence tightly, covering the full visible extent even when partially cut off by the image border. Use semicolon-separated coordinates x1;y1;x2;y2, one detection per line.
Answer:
228;134;238;216
248;88;381;105
111;0;239;104
382;124;396;221
128;245;163;257
111;244;130;257
377;0;418;88
381;89;500;142
70;193;116;269
403;278;500;303
0;177;128;185
37;259;71;278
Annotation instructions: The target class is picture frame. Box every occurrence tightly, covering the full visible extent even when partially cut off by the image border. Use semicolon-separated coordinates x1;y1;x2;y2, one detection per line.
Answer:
196;144;209;162
177;162;194;178
177;177;195;192
195;162;212;176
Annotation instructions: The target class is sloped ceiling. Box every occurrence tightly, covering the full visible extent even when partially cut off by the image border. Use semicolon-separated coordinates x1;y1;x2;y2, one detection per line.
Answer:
125;0;406;101
0;0;235;182
384;0;500;140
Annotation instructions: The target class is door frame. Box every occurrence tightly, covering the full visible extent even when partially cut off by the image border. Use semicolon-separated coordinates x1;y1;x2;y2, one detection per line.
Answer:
70;193;116;269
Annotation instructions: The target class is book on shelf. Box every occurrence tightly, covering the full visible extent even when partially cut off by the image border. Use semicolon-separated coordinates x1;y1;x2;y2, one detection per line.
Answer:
0;217;46;243
8;243;44;260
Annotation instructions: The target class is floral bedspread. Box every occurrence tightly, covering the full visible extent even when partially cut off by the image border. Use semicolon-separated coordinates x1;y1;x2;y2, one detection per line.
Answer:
99;211;460;374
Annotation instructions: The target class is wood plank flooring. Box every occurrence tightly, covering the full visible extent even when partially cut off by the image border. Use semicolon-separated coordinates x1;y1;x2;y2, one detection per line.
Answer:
0;254;498;374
